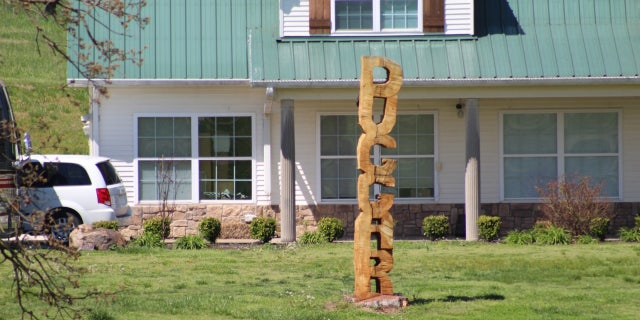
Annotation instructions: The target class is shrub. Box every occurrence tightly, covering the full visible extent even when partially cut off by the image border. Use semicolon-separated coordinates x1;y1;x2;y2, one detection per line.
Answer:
198;217;222;243
588;217;610;241
422;215;449;240
576;235;598;244
536;175;614;237
249;216;277;243
619;227;640;242
317;217;345;242
93;220;119;230
298;231;327;245
504;230;535;245
535;225;570;245
478;215;501;241
174;234;208;249
130;232;164;248
143;217;171;239
220;222;251;239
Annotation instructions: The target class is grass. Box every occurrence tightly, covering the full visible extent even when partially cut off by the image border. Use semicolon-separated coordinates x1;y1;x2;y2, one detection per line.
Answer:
0;4;89;154
1;241;640;319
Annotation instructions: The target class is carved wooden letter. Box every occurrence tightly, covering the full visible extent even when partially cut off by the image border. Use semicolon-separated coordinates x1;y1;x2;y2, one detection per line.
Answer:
353;56;402;301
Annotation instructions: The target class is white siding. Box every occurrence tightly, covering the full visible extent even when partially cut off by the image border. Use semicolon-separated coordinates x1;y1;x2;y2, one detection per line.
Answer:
280;0;474;37
96;86;267;205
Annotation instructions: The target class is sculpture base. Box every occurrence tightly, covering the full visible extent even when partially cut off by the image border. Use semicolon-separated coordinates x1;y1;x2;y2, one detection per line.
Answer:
344;294;409;309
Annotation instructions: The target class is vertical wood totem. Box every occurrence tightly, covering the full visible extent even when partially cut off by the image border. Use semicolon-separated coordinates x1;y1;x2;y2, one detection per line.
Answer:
354;56;402;301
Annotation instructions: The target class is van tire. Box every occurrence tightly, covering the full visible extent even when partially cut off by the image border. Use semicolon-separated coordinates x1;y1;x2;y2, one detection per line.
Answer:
47;210;81;244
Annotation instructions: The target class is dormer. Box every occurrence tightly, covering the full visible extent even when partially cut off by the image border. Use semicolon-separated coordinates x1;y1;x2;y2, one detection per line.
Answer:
280;0;474;37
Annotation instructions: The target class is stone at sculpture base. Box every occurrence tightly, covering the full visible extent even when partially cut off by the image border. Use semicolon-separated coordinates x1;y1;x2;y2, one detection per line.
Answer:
70;224;126;251
344;294;409;309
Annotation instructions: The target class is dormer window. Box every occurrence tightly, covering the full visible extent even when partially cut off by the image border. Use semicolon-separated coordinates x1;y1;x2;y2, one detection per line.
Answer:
335;0;419;32
309;0;444;35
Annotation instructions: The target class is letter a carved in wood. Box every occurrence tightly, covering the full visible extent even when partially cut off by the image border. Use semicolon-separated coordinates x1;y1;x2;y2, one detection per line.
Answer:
353;56;402;301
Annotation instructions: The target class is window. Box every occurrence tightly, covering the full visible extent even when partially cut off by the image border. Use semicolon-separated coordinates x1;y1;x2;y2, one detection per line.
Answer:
502;111;619;199
319;113;435;201
310;0;444;34
136;116;253;202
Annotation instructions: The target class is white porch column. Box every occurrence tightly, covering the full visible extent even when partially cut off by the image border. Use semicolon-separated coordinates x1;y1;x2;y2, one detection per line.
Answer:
280;99;296;243
465;98;480;241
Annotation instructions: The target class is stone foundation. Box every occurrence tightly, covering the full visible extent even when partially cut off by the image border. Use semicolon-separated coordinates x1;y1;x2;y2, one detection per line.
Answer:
118;202;639;240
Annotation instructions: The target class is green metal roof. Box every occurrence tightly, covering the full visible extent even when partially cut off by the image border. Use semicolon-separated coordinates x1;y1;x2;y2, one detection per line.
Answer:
68;0;640;86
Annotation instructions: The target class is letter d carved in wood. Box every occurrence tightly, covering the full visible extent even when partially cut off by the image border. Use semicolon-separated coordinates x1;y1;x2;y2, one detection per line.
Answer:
353;56;402;301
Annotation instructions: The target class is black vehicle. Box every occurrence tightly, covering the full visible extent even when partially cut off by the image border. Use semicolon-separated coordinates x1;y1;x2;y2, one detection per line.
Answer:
0;80;21;234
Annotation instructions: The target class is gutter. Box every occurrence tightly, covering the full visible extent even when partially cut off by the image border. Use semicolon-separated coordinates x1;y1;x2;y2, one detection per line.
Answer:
251;76;640;88
67;76;640;89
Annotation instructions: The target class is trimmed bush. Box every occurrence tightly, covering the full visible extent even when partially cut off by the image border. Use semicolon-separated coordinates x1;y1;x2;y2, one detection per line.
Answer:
422;215;449;240
619;227;640;242
504;230;535;245
298;231;327;245
198;217;222;243
588;217;610;241
93;220;119;230
143;217;171;239
174;235;208;250
576;235;598;244
130;232;164;248
317;217;345;242
535;225;570;245
249;216;277;243
478;215;501;241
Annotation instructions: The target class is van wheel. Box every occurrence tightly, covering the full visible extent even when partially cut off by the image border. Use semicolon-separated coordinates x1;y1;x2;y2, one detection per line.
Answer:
48;211;81;245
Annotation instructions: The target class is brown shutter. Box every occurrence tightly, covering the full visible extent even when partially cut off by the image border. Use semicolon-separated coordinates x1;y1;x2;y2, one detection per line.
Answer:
423;0;444;33
309;0;331;34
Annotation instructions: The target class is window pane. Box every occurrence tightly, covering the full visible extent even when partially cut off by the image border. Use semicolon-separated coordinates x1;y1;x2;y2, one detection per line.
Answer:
199;117;252;157
235;117;252;136
381;0;418;29
321;158;357;199
174;117;191;136
138;160;191;201
138;138;155;157
504;157;557;198
138;118;155;137
155;118;174;137
335;0;373;30
199;160;252;200
321;115;358;156
565;156;618;197
565;113;618;154
235;137;252;157
504;114;557;154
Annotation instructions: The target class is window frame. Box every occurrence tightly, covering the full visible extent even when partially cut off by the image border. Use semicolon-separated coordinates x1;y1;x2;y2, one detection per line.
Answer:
317;111;438;204
309;0;444;35
134;113;256;204
499;110;622;202
331;0;423;35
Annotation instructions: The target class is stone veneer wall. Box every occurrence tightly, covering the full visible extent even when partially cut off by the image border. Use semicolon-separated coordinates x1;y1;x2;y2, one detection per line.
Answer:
119;202;639;240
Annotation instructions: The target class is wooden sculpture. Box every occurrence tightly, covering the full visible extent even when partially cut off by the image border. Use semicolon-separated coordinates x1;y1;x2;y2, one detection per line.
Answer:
353;56;402;301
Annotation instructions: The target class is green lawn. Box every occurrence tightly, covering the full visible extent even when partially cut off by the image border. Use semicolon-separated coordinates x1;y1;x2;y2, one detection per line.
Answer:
1;241;639;319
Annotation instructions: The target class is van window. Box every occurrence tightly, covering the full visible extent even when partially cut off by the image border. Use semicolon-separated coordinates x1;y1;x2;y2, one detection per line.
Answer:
45;163;91;186
96;161;121;185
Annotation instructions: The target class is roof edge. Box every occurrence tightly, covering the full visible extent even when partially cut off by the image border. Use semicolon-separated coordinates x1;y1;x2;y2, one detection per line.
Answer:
251;76;640;88
67;79;252;87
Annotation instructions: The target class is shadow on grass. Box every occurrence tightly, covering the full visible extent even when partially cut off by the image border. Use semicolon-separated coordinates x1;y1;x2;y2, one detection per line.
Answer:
412;293;505;305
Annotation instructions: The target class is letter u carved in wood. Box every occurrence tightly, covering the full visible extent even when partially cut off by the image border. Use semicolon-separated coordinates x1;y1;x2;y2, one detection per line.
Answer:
353;56;402;301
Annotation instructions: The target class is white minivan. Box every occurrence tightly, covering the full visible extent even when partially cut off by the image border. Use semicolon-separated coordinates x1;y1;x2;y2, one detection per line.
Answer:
18;154;129;242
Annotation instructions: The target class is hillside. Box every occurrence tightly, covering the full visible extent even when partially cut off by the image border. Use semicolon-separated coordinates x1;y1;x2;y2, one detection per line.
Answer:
0;4;89;154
